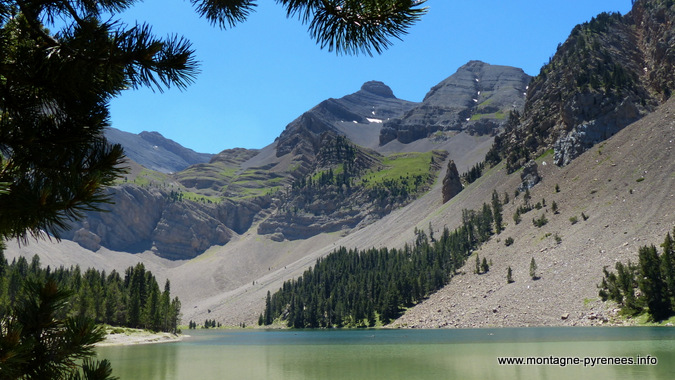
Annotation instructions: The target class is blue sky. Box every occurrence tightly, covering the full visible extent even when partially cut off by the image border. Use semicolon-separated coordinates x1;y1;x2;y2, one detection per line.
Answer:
109;0;634;154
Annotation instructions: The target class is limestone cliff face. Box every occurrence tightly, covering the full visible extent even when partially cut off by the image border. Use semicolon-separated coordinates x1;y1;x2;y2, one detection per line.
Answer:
68;185;166;252
151;202;232;260
65;184;269;259
380;61;531;145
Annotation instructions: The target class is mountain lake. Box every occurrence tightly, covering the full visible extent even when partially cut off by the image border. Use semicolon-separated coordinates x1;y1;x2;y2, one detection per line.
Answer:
96;327;675;379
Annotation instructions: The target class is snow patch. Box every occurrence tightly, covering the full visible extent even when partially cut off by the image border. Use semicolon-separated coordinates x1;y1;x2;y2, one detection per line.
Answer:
367;118;383;124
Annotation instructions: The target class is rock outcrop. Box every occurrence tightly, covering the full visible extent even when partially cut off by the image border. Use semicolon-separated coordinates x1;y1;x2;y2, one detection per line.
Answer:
442;160;462;203
491;1;675;171
72;224;102;251
518;160;540;191
151;202;232;260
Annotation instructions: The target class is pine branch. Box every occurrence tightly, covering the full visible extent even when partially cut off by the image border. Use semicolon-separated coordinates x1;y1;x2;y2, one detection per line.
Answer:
113;22;200;92
279;0;428;55
190;0;257;28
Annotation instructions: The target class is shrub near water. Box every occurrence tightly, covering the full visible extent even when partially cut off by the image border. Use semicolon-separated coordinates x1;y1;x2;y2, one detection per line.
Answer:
599;228;675;321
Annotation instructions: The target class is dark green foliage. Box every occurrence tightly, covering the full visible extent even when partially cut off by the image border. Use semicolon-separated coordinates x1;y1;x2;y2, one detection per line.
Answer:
505;237;514;246
507;266;514;283
530;257;538;280
461;162;485;184
0;279;117;379
481;258;490;273
551;201;559;214
555;184;560;193
532;214;548;228
264;290;273;325
599;228;675;321
264;202;503;328
491;190;504;234
0;254;180;333
278;0;429;56
661;232;675;301
639;245;671;321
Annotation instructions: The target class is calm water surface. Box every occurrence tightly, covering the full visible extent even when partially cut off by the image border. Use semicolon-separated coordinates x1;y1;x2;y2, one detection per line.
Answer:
96;327;675;380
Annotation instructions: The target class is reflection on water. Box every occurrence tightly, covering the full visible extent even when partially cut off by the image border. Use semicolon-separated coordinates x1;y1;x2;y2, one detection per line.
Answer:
96;327;675;380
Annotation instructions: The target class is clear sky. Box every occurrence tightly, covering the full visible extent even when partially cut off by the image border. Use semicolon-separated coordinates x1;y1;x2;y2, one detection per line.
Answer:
109;0;634;154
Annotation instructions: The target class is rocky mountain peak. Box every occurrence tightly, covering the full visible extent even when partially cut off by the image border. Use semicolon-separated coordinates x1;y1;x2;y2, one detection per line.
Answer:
275;81;417;158
379;60;531;145
105;127;212;173
360;81;396;98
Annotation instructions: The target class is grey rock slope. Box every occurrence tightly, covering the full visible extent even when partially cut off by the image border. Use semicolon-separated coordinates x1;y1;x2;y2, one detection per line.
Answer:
275;81;418;159
380;61;531;145
105;127;213;173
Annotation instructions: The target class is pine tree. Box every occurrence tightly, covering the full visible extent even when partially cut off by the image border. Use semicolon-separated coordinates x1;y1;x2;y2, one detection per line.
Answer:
615;261;639;313
638;245;671;321
530;257;538;280
524;188;532;204
551;201;559;214
507;266;514;283
0;279;116;380
481;257;490;273
661;232;675;299
160;280;172;332
491;190;504;234
264;290;273;325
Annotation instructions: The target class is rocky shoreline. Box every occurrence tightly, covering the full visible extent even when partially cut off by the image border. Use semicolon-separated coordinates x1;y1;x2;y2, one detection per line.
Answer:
96;328;184;347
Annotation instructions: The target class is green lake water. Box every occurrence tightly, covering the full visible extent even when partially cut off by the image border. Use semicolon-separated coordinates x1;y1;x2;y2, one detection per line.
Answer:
96;327;675;379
